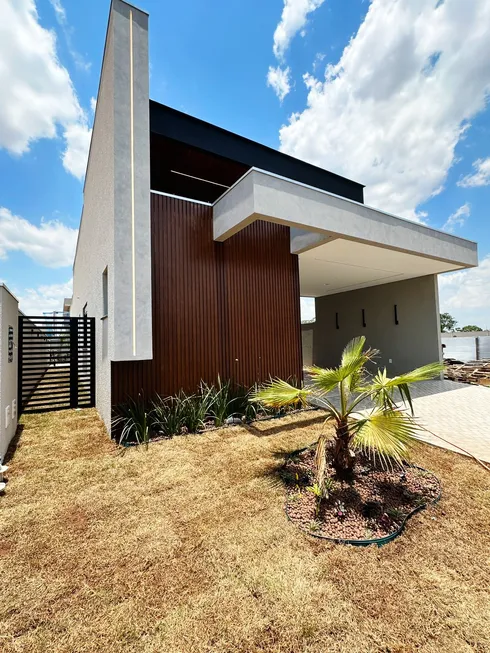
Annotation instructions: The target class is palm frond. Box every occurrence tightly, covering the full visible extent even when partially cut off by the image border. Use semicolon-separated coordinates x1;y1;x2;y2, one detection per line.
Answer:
307;337;379;398
341;336;379;392
388;362;444;385
341;336;370;367
250;379;310;409
314;433;329;488
351;408;420;468
304;366;345;394
368;362;444;413
306;356;371;396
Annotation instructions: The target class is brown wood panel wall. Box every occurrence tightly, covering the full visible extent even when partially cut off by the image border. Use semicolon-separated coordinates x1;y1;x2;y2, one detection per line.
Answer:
111;194;302;405
220;220;303;386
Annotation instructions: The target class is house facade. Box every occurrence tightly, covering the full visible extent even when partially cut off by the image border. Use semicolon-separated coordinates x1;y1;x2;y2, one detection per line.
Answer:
71;0;478;431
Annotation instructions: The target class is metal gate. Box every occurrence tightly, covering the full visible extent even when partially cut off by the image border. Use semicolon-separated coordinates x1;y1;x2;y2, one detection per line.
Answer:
18;315;95;415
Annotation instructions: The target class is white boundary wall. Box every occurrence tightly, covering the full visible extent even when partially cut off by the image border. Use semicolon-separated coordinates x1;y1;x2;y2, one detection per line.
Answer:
0;285;19;460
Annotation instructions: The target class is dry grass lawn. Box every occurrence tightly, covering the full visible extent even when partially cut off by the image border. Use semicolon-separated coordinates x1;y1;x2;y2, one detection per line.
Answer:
1;408;489;652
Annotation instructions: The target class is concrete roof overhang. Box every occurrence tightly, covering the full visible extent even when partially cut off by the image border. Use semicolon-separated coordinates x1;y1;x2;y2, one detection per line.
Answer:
212;168;478;297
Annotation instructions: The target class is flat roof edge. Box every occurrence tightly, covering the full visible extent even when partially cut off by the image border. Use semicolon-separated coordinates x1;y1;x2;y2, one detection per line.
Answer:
0;283;20;303
149;100;366;191
118;0;149;16
217;167;477;249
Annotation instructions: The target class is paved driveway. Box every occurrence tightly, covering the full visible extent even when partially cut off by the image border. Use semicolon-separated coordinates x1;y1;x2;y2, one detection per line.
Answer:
314;379;490;463
407;380;490;463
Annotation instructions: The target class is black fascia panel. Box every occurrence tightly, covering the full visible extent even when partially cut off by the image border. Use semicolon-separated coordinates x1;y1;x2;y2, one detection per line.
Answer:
149;100;365;204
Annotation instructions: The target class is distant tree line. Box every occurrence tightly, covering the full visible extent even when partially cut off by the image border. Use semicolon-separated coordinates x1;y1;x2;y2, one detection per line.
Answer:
440;312;483;333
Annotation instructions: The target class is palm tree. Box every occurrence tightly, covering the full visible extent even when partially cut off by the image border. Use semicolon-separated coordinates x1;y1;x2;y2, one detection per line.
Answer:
251;337;443;480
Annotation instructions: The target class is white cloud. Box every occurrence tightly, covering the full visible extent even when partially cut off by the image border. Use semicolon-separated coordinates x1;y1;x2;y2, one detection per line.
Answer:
0;0;91;179
49;0;66;23
62;121;92;179
0;207;78;268
90;96;97;114
267;66;292;102
442;203;471;233
438;256;490;329
312;52;326;72
273;0;326;60
279;0;490;220
18;279;73;315
457;157;490;188
48;0;91;72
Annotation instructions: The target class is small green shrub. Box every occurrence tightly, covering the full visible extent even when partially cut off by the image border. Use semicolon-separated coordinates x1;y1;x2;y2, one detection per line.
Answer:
387;507;406;522
307;476;337;515
204;377;236;427
178;390;211;433
112;375;310;447
151;395;184;437
233;384;260;422
112;395;151;447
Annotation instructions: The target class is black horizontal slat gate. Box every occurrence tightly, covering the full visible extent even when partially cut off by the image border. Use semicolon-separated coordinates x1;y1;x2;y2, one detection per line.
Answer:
18;315;95;415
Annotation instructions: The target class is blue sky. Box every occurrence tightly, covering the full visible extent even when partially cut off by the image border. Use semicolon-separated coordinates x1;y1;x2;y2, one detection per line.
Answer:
1;0;490;328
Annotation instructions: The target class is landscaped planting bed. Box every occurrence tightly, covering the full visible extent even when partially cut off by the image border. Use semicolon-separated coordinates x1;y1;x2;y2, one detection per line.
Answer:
112;377;302;445
283;446;441;542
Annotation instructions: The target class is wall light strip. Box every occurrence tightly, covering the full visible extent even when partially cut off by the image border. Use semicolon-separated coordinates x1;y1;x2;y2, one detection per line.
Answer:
129;9;136;356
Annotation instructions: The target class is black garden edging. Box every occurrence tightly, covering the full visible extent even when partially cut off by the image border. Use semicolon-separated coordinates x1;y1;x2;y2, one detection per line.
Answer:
283;446;442;547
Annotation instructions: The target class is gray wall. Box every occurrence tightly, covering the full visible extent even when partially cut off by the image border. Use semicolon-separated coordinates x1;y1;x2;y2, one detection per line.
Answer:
72;1;151;430
72;4;116;429
0;286;19;460
301;323;313;367
313;275;442;375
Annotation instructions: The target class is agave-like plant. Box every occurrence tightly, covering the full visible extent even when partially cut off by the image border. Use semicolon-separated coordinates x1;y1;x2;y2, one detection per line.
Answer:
112;394;151;447
251;336;443;479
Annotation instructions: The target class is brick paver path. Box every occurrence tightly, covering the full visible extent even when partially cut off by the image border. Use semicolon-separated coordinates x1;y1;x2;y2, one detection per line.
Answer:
408;380;490;463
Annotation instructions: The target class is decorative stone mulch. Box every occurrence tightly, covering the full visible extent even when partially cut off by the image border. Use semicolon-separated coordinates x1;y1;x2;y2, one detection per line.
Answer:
283;446;441;542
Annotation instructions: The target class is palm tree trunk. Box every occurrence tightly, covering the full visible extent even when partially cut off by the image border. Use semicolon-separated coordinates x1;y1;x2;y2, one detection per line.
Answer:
333;421;355;474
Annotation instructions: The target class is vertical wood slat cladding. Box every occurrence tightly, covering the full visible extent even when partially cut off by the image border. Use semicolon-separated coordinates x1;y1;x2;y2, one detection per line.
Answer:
220;220;303;386
112;194;221;402
111;195;302;404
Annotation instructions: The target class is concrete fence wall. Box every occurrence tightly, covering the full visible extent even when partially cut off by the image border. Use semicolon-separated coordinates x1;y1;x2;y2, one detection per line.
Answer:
0;286;19;460
442;334;490;362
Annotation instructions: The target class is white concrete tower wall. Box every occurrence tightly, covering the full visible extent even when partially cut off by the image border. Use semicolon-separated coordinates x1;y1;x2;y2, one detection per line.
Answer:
72;0;152;429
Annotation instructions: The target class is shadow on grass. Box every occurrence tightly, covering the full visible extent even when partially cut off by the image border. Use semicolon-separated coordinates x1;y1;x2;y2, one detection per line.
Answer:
4;424;24;464
253;443;318;491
